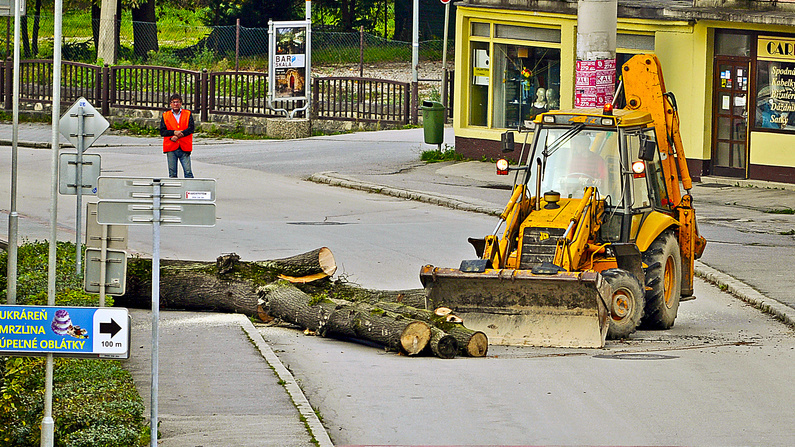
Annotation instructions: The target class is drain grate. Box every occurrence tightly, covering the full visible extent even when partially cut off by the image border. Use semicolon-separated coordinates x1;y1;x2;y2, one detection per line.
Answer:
287;221;349;226
594;353;678;360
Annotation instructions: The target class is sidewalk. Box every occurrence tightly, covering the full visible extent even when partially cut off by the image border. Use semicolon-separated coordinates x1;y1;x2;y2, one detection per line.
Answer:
124;309;332;447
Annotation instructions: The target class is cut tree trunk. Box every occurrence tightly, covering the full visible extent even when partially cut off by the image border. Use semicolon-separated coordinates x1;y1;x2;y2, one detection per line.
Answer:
349;299;488;357
117;248;336;314
333;285;428;309
428;326;458;359
259;281;432;356
253;247;337;281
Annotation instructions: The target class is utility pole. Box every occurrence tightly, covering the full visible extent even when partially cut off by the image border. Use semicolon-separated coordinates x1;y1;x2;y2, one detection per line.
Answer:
575;0;617;107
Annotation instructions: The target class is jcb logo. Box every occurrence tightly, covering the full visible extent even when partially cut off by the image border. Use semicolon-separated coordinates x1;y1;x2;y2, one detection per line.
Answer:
539;232;550;241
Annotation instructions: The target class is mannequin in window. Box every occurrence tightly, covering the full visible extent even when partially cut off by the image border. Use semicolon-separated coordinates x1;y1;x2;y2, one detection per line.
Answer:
546;88;559;110
532;87;547;116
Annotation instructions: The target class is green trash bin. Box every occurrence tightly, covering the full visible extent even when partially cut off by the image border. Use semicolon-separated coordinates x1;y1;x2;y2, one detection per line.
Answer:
421;100;446;145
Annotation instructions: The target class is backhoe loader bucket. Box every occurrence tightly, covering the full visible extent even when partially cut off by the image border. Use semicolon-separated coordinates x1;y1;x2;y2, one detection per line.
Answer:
419;266;611;348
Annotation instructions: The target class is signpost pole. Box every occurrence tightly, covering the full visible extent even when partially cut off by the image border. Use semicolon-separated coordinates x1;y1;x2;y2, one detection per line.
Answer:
441;1;450;95
43;0;64;443
6;0;23;304
75;105;84;274
150;180;161;447
99;224;108;307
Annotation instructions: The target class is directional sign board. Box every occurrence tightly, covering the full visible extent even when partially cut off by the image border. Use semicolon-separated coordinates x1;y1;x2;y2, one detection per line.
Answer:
86;202;128;250
84;248;127;296
97;201;216;226
97;177;216;201
59;97;109;150
96;177;217;226
59;153;101;195
0;306;130;359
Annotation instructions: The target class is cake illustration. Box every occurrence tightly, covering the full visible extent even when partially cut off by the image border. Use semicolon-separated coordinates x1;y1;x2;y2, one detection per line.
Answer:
51;310;72;335
50;310;89;339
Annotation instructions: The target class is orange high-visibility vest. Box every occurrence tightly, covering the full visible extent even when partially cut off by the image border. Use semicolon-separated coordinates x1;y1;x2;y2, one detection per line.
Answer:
162;109;193;153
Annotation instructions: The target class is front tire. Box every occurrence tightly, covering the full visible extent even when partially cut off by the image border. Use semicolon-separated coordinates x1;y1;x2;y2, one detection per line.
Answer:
641;231;682;329
602;268;645;340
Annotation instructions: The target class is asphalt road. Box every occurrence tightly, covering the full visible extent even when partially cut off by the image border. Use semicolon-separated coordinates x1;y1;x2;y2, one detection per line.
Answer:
258;276;795;446
3;124;794;446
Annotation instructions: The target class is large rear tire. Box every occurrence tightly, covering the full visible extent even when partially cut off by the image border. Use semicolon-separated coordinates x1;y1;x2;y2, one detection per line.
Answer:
641;231;682;329
602;268;645;340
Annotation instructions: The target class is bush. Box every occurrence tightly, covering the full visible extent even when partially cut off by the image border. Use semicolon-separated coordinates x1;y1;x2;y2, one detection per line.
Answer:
1;241;145;446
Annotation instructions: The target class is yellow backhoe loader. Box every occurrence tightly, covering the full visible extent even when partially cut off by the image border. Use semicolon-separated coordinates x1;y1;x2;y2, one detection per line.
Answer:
420;54;707;348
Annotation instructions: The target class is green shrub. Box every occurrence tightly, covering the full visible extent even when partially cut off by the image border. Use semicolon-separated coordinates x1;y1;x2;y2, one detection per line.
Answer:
1;241;144;446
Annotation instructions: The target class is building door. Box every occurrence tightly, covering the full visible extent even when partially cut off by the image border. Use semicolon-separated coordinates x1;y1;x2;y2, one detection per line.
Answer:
711;57;750;177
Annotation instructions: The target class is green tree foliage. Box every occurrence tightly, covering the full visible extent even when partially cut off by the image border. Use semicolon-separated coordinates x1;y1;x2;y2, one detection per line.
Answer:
198;0;304;27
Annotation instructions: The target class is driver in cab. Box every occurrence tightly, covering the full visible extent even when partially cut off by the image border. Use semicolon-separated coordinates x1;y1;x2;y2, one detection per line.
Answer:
557;135;608;197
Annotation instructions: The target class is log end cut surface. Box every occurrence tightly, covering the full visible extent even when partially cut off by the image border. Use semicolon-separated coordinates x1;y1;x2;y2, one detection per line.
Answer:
400;321;431;355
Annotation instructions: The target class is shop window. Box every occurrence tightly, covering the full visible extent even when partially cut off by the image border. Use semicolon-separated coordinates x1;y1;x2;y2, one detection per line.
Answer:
470;42;490;127
716;32;751;57
495;25;560;43
755;58;795;131
617;34;654;52
493;45;561;128
472;22;490;37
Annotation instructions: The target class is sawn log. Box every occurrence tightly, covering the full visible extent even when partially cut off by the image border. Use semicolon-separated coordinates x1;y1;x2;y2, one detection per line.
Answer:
258;281;432;356
116;248;337;314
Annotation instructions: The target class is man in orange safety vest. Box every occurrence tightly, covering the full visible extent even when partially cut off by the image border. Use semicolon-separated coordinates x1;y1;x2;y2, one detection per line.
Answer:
159;93;195;178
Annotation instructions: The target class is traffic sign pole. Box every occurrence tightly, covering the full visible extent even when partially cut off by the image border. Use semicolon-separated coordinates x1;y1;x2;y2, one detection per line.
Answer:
94;176;215;446
75;105;84;274
150;180;161;447
441;0;450;97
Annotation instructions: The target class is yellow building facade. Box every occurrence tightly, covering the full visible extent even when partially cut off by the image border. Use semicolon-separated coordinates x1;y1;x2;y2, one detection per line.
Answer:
453;1;795;184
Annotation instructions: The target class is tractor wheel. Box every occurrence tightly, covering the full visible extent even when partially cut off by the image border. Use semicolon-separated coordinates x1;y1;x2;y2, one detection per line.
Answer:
641;231;682;329
602;268;645;340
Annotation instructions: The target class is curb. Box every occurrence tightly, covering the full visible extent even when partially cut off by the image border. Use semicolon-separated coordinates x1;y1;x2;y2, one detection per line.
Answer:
0;139;232;149
308;171;795;328
308;171;502;216
694;261;795;328
239;316;334;447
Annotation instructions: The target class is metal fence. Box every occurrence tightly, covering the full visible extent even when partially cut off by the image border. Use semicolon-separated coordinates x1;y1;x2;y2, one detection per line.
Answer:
313;77;410;124
1;59;419;125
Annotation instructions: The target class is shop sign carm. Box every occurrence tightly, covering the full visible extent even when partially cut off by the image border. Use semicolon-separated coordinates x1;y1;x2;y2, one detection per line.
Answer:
0;306;129;358
758;36;795;62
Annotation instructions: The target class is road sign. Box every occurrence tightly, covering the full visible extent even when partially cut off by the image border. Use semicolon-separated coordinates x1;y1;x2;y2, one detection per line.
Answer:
59;97;109;151
440;0;451;4
97;177;216;201
97;201;217;226
0;305;130;358
86;202;128;250
84;248;127;296
59;153;101;195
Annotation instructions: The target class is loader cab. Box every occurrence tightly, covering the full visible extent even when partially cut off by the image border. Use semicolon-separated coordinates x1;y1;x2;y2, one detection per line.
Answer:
598;127;672;243
529;117;671;245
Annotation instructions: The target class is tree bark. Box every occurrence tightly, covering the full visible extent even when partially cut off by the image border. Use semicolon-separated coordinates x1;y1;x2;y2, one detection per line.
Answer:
355;299;488;357
259;281;432;355
116;248;336;314
131;0;158;57
333;285;427;309
253;247;337;281
428;326;457;359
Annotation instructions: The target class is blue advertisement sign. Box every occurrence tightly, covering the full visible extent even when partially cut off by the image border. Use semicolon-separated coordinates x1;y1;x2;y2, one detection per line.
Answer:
0;305;129;358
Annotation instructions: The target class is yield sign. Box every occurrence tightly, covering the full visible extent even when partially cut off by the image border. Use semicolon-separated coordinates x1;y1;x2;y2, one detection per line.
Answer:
59;97;110;151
